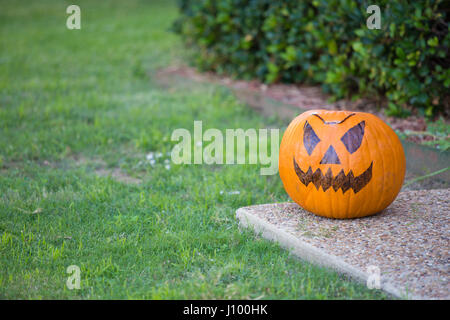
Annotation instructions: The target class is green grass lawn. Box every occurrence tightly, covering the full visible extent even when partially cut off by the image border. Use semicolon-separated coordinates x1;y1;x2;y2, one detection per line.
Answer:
0;0;388;299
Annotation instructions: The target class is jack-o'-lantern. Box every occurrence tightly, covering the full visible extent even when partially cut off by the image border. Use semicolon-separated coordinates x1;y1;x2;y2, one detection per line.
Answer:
279;110;406;219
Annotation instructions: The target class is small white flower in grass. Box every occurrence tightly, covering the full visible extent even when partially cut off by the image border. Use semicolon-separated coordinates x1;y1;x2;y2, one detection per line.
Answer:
149;159;156;166
165;164;171;170
146;152;154;160
156;152;163;158
219;190;240;195
164;159;170;164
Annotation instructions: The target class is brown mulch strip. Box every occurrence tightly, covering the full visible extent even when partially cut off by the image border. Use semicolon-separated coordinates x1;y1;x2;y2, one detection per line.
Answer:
155;66;447;144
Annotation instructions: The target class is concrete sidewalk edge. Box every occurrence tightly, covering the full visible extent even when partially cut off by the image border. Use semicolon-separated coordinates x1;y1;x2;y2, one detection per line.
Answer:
236;206;424;300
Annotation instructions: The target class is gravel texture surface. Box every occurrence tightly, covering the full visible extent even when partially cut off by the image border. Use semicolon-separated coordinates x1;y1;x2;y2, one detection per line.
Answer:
239;189;449;299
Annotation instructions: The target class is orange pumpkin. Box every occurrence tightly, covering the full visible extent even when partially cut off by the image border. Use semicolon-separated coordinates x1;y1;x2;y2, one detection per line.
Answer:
279;110;406;219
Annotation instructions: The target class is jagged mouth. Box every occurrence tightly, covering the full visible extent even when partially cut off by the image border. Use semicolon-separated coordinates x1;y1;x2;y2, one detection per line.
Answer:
293;157;373;194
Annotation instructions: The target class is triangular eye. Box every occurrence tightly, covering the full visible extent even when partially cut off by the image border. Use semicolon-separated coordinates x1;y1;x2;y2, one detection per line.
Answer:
341;121;365;154
303;121;320;155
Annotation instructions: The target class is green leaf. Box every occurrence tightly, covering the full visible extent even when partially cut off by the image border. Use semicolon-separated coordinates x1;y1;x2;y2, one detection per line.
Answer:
427;37;438;47
328;40;337;55
389;23;396;37
352;42;363;53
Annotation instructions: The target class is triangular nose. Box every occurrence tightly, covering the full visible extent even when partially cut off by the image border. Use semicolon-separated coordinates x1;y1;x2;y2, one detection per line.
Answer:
320;145;341;164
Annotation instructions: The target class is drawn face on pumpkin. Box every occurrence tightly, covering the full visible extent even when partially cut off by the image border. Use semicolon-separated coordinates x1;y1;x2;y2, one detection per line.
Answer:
293;112;373;194
278;110;406;219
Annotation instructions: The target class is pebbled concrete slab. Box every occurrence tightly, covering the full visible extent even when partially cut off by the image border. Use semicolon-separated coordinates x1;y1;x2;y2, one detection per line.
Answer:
236;189;449;300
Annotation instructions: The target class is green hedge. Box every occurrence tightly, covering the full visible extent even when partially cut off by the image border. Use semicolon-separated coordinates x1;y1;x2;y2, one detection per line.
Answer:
173;0;449;117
